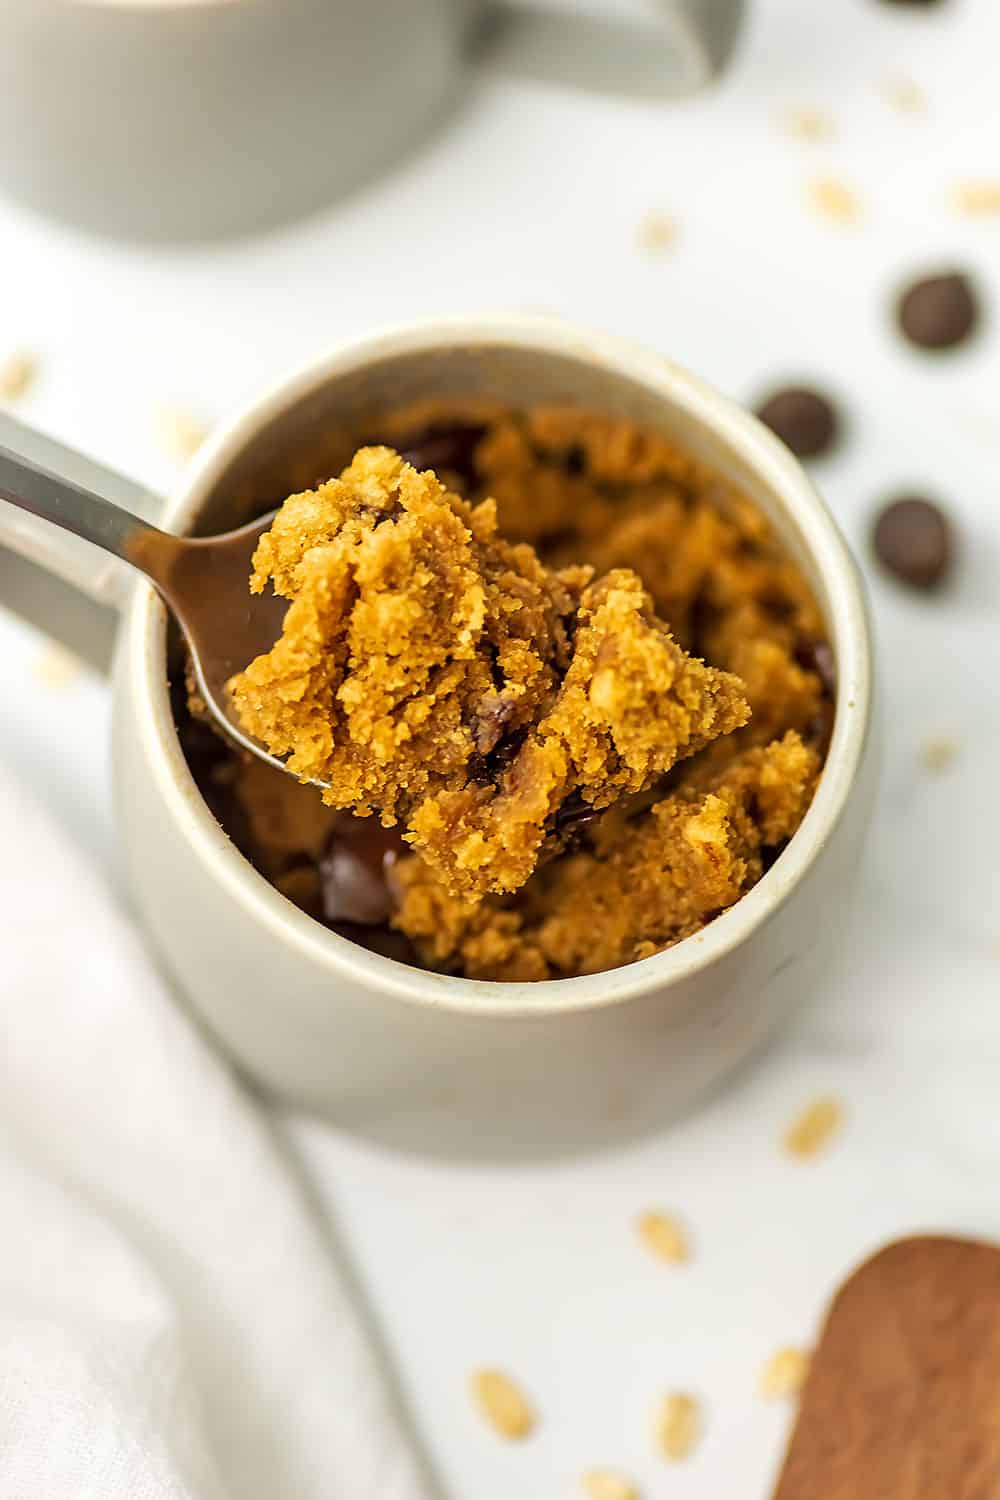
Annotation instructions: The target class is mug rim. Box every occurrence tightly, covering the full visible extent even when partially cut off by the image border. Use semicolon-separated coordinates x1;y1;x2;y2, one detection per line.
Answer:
125;314;873;1019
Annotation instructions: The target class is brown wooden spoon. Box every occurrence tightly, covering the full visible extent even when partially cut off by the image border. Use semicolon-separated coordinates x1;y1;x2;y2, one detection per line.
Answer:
773;1236;1000;1500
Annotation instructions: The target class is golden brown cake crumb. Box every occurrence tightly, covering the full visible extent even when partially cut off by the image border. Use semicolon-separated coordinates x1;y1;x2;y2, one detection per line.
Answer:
783;1096;843;1159
656;1393;701;1461
393;732;820;981
760;1346;811;1399
470;1368;536;1439
231;446;748;900
636;1211;690;1265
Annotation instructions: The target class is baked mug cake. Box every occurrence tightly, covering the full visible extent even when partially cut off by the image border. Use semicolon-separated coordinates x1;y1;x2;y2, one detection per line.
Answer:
100;318;872;1136
0;317;870;1133
179;401;835;983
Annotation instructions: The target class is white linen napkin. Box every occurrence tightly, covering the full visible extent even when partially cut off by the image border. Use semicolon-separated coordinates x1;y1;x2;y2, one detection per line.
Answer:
0;758;431;1500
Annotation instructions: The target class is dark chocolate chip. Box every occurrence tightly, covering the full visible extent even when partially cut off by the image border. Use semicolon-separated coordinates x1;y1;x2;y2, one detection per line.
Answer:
472;695;518;755
760;839;790;874
896;272;979;350
473;726;530;787
465;752;493;786
397;423;487;491
795;637;837;696
318;817;406;926
335;923;417;966
554;792;602;833
320;847;396;927
754;387;839;459
872;495;953;590
805;698;837;754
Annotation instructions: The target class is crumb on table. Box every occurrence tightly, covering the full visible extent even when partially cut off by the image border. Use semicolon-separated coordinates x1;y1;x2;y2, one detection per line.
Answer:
952;181;1000;218
581;1470;639;1500
33;644;84;690
883;77;927;116
638;212;677;254
921;735;959;771
158;406;209;461
782;107;835;141
637;1211;690;1265
657;1392;701;1461
760;1346;811;1399
470;1368;536;1439
0;351;37;402
783;1096;844;1158
806;177;862;226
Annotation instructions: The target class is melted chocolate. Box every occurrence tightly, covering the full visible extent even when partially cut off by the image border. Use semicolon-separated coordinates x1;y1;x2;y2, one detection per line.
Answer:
795;637;837;695
319;817;405;927
396;422;486;492
173;670;415;960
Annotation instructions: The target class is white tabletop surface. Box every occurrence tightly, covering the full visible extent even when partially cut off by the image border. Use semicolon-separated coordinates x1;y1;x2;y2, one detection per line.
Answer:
2;1;1000;1495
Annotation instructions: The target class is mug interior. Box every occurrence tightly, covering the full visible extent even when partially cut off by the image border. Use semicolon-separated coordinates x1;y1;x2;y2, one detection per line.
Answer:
142;320;871;1015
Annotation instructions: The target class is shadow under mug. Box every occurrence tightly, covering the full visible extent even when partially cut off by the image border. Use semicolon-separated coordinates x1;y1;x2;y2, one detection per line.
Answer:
0;0;745;242
0;317;876;1161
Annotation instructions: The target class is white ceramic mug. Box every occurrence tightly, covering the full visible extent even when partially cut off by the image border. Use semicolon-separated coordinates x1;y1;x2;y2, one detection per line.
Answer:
0;318;876;1157
0;0;745;241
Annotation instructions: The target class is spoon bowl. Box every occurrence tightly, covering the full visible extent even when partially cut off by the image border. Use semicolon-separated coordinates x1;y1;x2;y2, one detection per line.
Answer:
127;511;294;772
0;442;304;782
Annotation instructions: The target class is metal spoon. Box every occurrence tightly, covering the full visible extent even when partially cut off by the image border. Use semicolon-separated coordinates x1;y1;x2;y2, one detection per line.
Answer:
0;440;298;778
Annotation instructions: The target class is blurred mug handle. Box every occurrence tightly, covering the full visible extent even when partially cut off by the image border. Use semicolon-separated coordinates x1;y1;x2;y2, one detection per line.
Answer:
471;0;746;98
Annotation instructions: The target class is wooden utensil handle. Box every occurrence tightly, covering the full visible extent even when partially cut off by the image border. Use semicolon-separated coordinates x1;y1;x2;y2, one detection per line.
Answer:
773;1237;1000;1500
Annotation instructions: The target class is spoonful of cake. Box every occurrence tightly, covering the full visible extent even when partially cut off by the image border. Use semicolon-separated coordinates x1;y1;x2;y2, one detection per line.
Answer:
226;446;750;899
0;438;286;764
0;441;749;900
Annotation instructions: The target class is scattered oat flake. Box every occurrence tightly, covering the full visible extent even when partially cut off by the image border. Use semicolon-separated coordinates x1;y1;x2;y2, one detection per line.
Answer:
806;178;862;226
470;1368;535;1439
760;1346;811;1399
33;644;83;690
783;1095;843;1158
638;213;677;255
922;735;960;772
952;182;1000;218
158;407;209;461
582;1470;639;1500
637;1210;689;1264
884;77;927;117
656;1392;700;1461
0;351;37;402
783;108;835;142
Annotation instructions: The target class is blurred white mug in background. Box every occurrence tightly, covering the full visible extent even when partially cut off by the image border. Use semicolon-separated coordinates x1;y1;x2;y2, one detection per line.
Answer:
0;0;745;241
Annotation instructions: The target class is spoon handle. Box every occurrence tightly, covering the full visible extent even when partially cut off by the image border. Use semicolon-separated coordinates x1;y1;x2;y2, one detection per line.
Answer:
0;435;171;606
